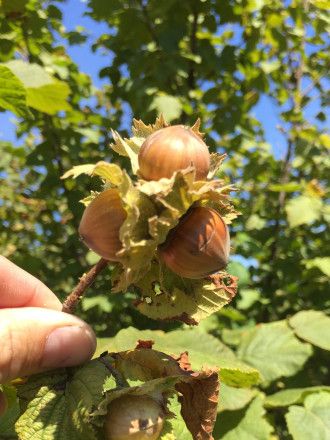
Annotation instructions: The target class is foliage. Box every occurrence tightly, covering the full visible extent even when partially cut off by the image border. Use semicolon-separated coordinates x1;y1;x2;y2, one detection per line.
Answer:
0;0;329;438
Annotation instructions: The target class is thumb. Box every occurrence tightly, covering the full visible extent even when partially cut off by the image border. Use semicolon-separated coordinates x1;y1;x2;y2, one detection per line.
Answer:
0;308;96;384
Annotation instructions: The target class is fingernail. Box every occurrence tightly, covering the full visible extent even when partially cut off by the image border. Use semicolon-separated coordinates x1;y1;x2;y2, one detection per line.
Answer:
42;326;96;368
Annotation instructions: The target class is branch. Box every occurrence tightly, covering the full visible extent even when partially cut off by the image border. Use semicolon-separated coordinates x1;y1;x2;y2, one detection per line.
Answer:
62;258;109;314
139;0;160;47
187;7;199;91
301;73;326;100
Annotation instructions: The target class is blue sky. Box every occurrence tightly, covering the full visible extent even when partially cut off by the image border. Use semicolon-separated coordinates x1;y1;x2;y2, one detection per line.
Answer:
0;0;327;159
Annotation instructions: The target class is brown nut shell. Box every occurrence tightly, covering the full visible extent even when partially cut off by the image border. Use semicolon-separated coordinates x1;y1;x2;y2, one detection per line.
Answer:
159;206;230;279
105;395;164;440
78;189;127;261
138;125;210;181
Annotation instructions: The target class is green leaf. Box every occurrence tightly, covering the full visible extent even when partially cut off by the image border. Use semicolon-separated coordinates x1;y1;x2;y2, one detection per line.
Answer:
96;327;260;387
305;257;330;277
0;0;28;13
5;60;54;88
149;95;182;122
289;310;330;351
5;60;71;114
82;295;113;313
0;385;19;437
217;359;261;388
97;326;235;366
260;60;281;73
245;214;266;230
161;396;192;439
222;327;248;347
218;383;256;412
265;386;330;408
285;196;323;227
237;289;260;310
0;65;31;117
286;392;330;440
214;396;273;440
268;182;301;192
226;261;250;286
15;360;111;440
26;81;71;114
237;321;312;382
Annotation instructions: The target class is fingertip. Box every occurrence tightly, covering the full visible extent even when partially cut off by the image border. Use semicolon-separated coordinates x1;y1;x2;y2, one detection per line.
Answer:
0;308;96;382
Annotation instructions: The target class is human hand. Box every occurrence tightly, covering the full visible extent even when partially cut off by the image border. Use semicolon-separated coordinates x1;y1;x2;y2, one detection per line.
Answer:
0;256;96;412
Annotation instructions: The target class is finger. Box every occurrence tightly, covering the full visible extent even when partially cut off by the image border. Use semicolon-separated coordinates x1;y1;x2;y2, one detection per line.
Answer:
0;308;96;383
0;256;61;310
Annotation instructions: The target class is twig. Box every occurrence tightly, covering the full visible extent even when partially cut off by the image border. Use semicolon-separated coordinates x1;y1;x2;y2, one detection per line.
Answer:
98;355;128;387
62;258;109;313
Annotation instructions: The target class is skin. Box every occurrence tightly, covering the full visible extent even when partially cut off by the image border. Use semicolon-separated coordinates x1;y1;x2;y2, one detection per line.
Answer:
0;256;96;415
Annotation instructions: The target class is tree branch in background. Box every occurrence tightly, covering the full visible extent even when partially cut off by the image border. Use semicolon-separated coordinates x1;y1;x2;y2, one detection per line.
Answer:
62;258;109;314
187;7;199;90
139;0;160;47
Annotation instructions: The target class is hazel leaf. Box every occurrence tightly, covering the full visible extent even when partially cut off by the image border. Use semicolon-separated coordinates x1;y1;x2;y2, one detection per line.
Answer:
134;261;237;324
237;321;313;382
161;396;192;439
285;392;330;440
110;129;142;174
132;114;169;138
96;328;261;388
61;161;124;186
15;360;110;440
208;153;227;179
